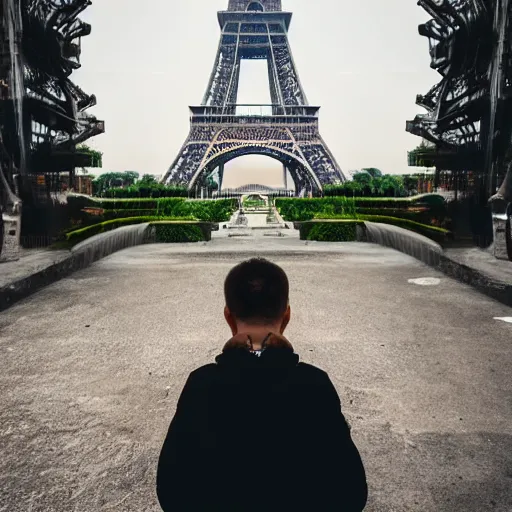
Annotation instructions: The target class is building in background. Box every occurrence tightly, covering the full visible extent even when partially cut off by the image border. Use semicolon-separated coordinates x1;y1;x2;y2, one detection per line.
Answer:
406;0;511;260
0;0;104;259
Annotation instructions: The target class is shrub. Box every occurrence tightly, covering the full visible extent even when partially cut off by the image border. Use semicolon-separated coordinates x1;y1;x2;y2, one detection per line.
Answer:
154;223;205;243
157;198;238;222
102;184;188;198
275;195;447;225
311;213;451;244
67;195;170;212
107;198;182;211
354;208;427;222
243;199;266;209
65;216;195;245
302;221;359;242
102;209;158;220
357;215;451;244
275;197;357;222
67;196;238;223
351;194;445;210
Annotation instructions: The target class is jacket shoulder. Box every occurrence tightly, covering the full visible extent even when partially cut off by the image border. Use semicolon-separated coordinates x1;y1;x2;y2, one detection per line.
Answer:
188;363;218;381
296;361;330;381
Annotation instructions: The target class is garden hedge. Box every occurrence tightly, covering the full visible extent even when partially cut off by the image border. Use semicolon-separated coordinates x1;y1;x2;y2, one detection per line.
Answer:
354;208;434;223
67;196;238;225
275;194;447;224
300;220;360;242
65;216;195;245
102;185;188;198
351;194;445;209
275;197;357;222
157;198;238;222
298;216;450;244
357;215;451;245
102;209;158;220
68;195;166;211
153;222;207;243
310;214;451;245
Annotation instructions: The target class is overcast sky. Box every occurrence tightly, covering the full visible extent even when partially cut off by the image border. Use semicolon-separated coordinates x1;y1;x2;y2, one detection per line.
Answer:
76;0;437;187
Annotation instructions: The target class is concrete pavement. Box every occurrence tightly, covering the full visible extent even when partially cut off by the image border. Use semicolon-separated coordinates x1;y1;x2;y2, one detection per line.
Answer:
0;242;511;511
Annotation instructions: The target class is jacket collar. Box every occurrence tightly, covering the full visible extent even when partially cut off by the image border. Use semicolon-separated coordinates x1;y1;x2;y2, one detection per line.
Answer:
215;332;299;369
215;348;299;369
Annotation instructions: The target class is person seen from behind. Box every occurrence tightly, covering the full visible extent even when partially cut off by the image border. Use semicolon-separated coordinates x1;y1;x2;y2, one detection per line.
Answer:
157;257;368;511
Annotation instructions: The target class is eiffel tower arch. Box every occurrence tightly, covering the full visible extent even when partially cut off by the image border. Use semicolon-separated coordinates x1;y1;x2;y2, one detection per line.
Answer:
163;0;345;195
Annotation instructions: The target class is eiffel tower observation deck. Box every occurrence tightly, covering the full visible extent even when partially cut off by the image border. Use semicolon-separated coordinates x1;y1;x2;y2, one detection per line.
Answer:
163;0;345;195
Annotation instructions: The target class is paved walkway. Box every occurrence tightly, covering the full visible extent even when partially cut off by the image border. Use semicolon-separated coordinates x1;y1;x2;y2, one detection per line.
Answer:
1;236;512;306
445;246;512;284
0;243;511;511
245;211;269;228
0;249;69;289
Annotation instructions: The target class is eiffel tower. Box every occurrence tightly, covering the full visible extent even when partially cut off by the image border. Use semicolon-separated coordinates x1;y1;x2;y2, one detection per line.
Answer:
163;0;345;196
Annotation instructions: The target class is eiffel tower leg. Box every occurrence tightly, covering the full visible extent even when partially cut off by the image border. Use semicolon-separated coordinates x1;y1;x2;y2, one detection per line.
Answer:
202;32;240;107
268;33;307;105
286;161;311;197
162;137;210;187
218;163;225;191
293;133;346;186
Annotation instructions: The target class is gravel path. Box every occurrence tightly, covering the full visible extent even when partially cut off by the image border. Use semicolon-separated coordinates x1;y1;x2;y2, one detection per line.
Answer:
0;242;511;511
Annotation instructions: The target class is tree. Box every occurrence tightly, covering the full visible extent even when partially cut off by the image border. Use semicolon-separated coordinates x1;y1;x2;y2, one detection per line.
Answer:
403;175;419;195
92;171;140;196
373;175;406;197
361;168;383;178
123;171;140;186
76;144;103;168
352;172;371;185
352;172;373;196
139;174;157;185
344;180;363;196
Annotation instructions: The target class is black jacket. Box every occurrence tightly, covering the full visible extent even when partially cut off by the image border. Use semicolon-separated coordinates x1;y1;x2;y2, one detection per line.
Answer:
157;346;368;511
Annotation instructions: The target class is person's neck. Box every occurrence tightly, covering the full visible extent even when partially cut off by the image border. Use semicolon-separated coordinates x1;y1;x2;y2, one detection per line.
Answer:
235;324;281;350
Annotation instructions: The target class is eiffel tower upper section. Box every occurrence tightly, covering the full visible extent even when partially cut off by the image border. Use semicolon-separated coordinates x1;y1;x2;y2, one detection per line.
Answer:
163;0;345;193
204;0;307;108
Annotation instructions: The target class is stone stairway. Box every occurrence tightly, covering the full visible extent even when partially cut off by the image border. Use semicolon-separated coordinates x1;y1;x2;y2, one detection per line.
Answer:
221;207;296;239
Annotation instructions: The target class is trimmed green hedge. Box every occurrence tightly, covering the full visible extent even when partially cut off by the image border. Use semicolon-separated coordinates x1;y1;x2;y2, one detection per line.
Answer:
298;216;451;244
102;209;158;220
358;215;451;245
65;216;195;245
301;221;359;242
102;185;188;198
355;208;430;222
350;194;445;208
154;223;205;243
276;195;447;224
68;195;170;211
275;197;357;222
67;196;238;225
311;214;451;244
157;198;237;222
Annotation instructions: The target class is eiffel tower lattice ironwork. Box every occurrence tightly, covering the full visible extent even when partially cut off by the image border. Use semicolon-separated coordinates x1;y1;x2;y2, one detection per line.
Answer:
162;0;345;195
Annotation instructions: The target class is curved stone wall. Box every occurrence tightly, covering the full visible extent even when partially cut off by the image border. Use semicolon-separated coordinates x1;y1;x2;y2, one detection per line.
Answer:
364;221;443;267
71;223;152;267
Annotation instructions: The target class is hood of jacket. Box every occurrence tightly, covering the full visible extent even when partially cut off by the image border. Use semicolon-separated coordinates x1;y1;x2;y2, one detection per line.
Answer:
215;332;299;369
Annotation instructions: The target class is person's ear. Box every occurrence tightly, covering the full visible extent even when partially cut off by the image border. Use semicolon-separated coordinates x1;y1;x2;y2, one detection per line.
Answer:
280;305;291;334
224;306;238;336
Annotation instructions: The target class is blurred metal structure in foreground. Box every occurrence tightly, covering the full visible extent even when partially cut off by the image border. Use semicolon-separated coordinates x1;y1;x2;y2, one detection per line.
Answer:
406;0;512;260
0;0;104;260
163;0;345;197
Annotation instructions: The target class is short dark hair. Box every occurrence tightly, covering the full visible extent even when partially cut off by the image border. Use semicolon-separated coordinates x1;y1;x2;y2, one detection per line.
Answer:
224;258;289;323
